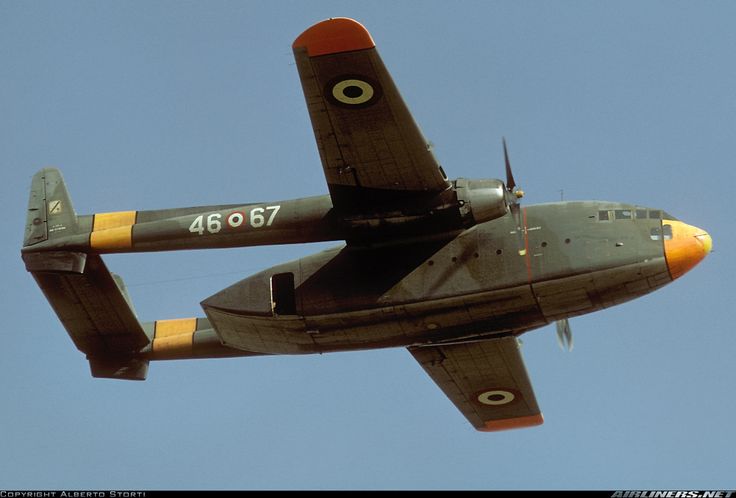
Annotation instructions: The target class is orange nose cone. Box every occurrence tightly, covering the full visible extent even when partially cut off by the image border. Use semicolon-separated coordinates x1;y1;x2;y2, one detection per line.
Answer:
663;220;712;280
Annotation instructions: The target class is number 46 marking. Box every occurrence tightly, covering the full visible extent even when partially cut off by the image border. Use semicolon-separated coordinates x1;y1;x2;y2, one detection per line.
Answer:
189;205;281;235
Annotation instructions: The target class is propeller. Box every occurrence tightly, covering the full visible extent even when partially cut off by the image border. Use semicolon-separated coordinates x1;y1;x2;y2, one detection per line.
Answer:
555;318;574;352
503;138;526;256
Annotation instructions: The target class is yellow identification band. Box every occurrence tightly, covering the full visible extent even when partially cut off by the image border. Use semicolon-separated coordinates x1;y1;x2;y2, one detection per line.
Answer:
155;318;198;338
93;211;137;231
90;226;133;250
152;318;198;358
89;211;137;251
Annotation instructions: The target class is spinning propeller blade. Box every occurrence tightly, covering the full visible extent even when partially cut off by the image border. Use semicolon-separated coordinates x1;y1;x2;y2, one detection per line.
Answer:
504;137;516;192
503;138;526;256
555;319;574;352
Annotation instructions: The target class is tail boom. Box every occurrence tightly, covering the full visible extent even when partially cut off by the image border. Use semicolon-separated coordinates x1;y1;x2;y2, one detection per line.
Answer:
22;169;262;380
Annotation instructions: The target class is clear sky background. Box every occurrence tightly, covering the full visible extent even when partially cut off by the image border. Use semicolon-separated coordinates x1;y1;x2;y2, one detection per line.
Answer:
2;0;734;490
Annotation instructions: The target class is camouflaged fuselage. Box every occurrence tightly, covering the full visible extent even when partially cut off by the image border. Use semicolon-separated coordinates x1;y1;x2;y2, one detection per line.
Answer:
202;201;671;354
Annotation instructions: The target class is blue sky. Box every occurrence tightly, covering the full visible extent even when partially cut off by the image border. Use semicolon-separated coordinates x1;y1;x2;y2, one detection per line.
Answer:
2;1;734;490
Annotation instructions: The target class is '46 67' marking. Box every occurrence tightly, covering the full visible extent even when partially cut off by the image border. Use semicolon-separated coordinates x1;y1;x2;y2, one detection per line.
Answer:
188;205;281;235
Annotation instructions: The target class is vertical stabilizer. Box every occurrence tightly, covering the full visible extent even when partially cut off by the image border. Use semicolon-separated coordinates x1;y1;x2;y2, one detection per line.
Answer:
24;168;79;247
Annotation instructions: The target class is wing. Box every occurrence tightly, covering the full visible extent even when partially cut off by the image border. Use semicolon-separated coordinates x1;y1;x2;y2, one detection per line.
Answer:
408;337;544;431
292;18;451;215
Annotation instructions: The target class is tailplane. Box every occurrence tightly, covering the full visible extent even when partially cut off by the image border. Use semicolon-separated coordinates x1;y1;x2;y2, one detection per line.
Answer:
22;169;151;380
24;252;152;378
22;168;257;380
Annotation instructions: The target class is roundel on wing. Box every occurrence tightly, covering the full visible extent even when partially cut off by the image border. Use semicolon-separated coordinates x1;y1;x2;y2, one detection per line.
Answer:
325;75;382;109
475;389;519;406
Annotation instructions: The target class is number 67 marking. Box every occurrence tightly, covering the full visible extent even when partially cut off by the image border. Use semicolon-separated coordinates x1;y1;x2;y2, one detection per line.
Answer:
250;205;280;228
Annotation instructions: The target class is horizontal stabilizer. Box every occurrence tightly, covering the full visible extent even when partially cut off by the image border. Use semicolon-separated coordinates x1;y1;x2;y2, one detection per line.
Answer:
89;356;149;381
23;252;151;356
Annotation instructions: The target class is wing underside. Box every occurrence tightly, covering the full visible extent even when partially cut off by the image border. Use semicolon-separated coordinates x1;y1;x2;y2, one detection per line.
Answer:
292;18;451;216
408;337;544;431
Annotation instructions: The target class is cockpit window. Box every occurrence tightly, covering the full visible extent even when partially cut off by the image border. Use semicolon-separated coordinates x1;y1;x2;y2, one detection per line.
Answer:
600;208;668;223
662;211;679;221
651;225;674;241
615;209;632;220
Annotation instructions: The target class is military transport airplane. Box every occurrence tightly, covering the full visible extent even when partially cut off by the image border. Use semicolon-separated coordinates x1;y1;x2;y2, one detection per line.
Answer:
22;18;712;431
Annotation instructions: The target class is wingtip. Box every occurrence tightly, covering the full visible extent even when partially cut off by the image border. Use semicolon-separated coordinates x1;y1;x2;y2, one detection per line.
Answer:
478;413;544;432
293;17;375;57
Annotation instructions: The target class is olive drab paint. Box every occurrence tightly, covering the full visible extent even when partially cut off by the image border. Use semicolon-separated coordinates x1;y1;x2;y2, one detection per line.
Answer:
21;18;712;432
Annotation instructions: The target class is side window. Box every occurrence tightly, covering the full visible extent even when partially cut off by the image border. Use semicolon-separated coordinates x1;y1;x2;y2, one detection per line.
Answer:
650;227;661;240
662;224;673;240
438;165;448;180
635;209;648;219
648;210;662;219
271;272;296;316
615;209;632;220
598;210;610;221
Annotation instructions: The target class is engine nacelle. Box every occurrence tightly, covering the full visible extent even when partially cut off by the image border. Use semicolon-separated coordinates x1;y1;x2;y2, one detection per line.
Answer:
454;178;509;226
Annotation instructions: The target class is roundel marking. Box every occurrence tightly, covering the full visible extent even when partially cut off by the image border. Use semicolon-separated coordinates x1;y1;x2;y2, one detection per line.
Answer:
227;211;245;228
325;75;382;109
477;390;515;406
332;79;374;105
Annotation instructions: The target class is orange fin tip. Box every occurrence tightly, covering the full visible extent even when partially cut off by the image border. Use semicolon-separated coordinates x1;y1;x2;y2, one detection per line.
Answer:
293;17;375;57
